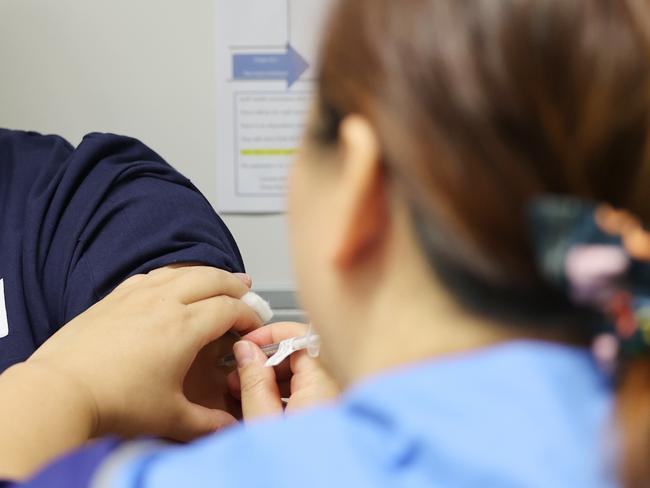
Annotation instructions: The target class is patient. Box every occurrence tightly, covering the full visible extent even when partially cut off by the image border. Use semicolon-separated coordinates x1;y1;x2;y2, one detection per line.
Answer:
0;130;243;415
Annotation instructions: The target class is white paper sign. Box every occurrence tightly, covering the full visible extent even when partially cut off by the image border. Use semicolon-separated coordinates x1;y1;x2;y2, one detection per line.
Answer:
215;0;331;213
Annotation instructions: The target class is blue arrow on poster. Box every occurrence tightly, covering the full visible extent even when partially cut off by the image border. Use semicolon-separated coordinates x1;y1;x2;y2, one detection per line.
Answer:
233;43;309;88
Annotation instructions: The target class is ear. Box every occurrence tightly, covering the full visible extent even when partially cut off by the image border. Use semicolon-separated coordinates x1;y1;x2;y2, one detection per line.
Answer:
330;115;388;269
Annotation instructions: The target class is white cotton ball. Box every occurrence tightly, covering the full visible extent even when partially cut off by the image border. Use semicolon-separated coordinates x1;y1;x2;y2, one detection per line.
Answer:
241;291;274;323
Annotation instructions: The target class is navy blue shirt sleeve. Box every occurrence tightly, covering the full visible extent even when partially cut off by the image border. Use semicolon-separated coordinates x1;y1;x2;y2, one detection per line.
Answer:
0;130;77;368
3;130;244;356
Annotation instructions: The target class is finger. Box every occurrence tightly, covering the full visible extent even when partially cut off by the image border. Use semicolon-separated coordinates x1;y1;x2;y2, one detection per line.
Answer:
290;349;320;375
148;266;177;275
146;266;186;281
113;273;147;291
287;353;341;411
188;296;263;345
234;273;253;288
227;374;290;401
240;323;308;378
172;401;238;442
233;356;292;383
118;266;194;291
115;265;211;292
226;349;294;397
242;322;309;347
226;359;291;392
235;341;284;420
163;267;251;305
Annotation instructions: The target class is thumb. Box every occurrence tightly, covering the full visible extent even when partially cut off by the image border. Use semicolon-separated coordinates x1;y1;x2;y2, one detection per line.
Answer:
234;341;284;420
172;402;238;442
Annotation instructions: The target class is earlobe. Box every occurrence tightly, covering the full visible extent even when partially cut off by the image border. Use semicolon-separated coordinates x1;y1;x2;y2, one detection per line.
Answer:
330;116;389;269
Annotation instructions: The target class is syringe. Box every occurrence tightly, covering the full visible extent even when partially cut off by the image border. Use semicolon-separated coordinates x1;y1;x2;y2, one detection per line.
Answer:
218;327;321;368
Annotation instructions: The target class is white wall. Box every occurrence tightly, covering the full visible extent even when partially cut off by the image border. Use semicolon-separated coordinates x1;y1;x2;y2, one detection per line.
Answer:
0;0;295;290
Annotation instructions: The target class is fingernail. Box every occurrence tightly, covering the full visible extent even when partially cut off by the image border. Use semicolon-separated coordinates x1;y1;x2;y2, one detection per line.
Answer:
234;341;255;368
234;273;252;287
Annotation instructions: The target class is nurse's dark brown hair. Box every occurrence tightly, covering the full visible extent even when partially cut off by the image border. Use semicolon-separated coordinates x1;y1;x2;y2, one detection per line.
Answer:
314;0;650;486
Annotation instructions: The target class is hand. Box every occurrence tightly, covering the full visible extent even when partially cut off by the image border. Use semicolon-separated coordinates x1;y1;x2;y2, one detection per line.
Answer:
27;266;262;441
227;323;340;420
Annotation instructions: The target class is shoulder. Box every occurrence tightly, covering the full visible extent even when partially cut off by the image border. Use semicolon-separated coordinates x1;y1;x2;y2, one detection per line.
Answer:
46;132;181;185
0;129;73;182
0;128;73;153
13;130;242;328
0;130;178;194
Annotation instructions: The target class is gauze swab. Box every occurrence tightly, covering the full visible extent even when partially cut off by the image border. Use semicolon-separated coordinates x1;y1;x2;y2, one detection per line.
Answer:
241;291;274;323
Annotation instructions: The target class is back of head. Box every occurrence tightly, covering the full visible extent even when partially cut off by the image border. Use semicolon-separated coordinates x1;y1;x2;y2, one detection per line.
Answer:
315;1;650;486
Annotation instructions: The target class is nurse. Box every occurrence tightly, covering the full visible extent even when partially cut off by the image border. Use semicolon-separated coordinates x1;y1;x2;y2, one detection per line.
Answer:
2;0;650;486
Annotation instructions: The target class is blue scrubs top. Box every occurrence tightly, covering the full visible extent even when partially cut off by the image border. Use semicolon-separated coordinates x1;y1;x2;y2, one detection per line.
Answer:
0;129;244;371
16;341;617;488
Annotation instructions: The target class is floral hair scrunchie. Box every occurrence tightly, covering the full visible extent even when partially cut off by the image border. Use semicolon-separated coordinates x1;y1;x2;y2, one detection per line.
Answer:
529;196;650;374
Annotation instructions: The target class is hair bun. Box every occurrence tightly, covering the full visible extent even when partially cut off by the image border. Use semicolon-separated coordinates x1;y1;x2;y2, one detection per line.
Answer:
529;196;650;369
